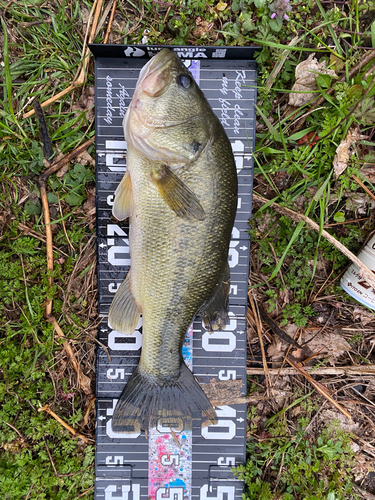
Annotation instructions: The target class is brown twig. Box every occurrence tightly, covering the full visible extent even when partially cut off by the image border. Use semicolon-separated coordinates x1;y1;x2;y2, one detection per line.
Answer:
77;487;95;498
35;106;94;398
48;316;93;398
253;193;375;289
17;223;69;256
285;358;352;419
103;0;117;43
247;365;375;376
39;405;94;443
352;174;375;203
248;291;273;396
2;420;23;439
82;397;96;427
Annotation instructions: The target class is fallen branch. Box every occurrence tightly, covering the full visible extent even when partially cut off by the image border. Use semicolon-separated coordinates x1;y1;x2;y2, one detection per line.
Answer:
247;365;375;376
35;105;94;399
38;405;94;444
253;193;375;289
286;358;352;419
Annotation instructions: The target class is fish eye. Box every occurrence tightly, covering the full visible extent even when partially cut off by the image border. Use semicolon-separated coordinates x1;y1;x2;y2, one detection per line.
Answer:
177;74;192;89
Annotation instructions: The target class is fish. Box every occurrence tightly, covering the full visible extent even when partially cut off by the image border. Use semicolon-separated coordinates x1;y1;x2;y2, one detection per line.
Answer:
109;48;238;432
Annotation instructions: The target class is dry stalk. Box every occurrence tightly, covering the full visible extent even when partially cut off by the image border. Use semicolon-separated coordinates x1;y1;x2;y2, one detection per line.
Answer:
352;174;375;203
247;365;375;376
253;193;375;289
286;358;352;420
248;290;273;396
103;0;117;43
38;405;94;443
47;316;93;398
82;397;96;427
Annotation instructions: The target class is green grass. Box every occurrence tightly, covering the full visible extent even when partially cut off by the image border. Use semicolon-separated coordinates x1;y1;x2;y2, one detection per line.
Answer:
235;400;359;499
1;0;375;497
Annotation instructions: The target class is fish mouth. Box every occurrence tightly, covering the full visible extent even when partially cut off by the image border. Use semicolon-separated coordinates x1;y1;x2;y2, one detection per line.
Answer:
139;48;177;97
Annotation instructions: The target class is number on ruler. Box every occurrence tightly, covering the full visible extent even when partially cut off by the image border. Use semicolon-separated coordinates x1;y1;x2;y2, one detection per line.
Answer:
200;485;235;500
160;454;180;466
106;419;141;439
107;368;125;380
106;455;124;465
201;420;236;440
218;370;236;380
229;240;239;268
217;457;235;466
202;406;236;440
107;224;127;236
202;313;236;352
156;487;184;500
105;484;140;500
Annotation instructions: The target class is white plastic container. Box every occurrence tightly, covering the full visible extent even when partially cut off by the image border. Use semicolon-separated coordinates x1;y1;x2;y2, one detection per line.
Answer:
341;234;375;310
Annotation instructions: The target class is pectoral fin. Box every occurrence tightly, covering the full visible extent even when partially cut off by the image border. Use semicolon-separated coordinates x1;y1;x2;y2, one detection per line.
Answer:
150;165;205;222
112;171;133;221
198;263;230;331
109;271;141;334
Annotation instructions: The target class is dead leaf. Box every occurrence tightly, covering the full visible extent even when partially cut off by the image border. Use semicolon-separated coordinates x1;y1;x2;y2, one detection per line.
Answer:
216;1;227;10
345;192;375;214
82;187;96;216
319;408;359;433
193;17;214;38
361;163;375;184
267;339;286;360
333;126;367;179
72;86;95;123
76;150;95;167
299;331;351;363
289;53;337;107
352;306;375;326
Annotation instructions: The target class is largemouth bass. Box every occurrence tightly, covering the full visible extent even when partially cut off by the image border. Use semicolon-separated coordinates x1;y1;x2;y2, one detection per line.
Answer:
109;48;237;431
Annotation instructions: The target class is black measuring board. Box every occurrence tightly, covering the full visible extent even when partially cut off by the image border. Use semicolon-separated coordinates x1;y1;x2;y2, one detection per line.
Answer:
90;44;258;500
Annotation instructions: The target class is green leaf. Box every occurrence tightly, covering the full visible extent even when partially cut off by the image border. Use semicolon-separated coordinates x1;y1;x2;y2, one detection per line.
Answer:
47;193;59;204
316;73;331;89
24;198;42;215
242;19;254;33
231;0;240;12
333;211;345;223
269;17;283;32
371;20;375;48
254;0;266;7
64;192;85;206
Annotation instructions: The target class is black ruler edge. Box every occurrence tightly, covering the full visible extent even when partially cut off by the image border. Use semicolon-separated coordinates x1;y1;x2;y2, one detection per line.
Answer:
89;43;261;60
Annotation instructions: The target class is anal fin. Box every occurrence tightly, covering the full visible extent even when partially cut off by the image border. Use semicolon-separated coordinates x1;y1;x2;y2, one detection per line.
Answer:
113;170;133;221
108;271;141;334
198;264;230;331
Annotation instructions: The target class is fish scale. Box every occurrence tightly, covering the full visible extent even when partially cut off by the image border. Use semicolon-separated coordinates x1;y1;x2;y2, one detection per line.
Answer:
90;43;258;500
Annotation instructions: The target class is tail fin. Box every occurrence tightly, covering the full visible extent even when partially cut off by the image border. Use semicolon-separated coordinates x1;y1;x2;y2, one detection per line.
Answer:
112;363;217;432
